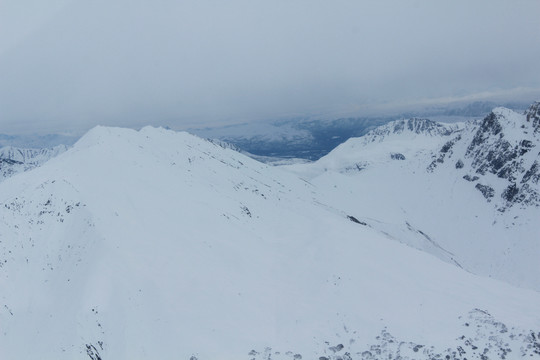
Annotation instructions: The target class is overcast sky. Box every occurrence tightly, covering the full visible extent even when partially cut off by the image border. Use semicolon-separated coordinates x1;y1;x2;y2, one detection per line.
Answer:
1;0;539;135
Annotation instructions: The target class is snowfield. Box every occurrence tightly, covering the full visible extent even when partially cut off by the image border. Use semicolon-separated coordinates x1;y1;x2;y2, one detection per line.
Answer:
0;121;539;359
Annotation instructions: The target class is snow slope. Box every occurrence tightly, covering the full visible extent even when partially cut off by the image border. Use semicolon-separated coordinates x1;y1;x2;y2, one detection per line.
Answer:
0;126;539;360
283;104;540;292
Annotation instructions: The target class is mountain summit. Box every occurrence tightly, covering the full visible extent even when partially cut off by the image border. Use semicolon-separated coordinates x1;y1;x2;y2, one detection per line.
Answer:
428;102;540;211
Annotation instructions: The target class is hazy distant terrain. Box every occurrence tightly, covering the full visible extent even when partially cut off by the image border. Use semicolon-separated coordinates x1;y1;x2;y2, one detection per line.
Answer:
1;101;531;162
190;101;531;160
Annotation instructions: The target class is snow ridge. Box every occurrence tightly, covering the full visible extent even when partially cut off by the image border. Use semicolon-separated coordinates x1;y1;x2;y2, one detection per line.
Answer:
362;118;460;141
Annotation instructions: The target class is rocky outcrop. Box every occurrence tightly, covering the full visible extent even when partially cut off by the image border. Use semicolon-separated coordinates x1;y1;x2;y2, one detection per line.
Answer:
428;102;540;211
526;101;540;134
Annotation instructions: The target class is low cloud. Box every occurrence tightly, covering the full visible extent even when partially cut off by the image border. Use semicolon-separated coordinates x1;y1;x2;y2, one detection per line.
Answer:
0;0;539;134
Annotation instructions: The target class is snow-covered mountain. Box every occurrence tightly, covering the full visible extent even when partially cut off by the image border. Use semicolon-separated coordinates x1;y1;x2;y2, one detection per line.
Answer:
428;102;540;211
0;145;68;181
283;102;540;292
1;126;539;360
188;101;530;162
284;118;463;178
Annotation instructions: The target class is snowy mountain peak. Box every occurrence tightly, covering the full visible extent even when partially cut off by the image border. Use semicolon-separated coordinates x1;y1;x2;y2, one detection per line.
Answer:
290;118;461;177
72;125;136;148
364;117;460;141
422;103;540;210
392;117;453;135
525;101;540;133
435;104;540;210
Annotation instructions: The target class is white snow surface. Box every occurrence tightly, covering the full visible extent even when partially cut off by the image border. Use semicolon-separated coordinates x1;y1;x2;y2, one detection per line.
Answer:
0;126;539;360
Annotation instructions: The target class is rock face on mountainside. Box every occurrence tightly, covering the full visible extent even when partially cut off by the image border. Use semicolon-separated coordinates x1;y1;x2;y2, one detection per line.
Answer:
428;102;540;211
0;145;67;181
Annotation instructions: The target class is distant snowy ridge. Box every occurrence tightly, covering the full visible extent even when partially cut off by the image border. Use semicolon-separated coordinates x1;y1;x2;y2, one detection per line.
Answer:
361;118;461;141
288;118;463;178
0;133;79;149
0;145;68;163
188;100;518;161
0;144;68;181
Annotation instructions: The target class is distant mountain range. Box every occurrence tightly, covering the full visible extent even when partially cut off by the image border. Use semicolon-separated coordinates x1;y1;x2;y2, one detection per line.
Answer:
0;133;79;149
190;101;532;160
0;145;67;181
0;100;531;162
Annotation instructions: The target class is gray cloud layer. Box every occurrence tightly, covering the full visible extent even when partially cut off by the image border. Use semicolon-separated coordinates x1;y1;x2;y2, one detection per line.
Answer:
1;0;539;134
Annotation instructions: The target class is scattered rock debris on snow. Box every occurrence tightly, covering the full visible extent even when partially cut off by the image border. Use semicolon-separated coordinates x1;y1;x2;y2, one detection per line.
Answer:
244;310;540;360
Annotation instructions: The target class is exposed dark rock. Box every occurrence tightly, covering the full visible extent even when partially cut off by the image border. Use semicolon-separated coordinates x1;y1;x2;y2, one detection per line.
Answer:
85;344;102;360
463;175;479;182
475;184;495;201
501;183;520;202
451;103;540;210
329;344;344;353
0;158;23;166
427;135;462;172
522;161;540;184
390;153;405;160
246;309;540;359
519;139;534;155
525;101;540;134
441;139;456;153
467;112;503;153
347;215;367;226
344;162;368;172
455;159;464;169
472;140;518;177
241;206;252;217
